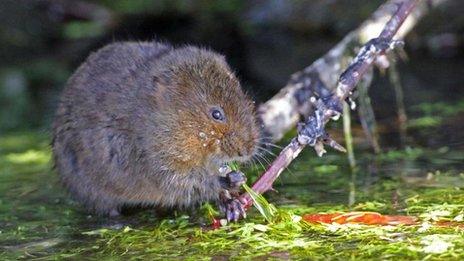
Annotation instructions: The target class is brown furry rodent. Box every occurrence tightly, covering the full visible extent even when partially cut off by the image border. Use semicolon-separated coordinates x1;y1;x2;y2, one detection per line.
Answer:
52;41;260;219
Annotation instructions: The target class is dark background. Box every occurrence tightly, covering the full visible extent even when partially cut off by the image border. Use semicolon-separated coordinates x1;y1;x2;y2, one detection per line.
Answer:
1;0;463;133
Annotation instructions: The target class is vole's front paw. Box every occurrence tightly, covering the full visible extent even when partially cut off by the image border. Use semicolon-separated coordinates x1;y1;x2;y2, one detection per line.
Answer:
218;170;247;222
219;170;247;192
219;193;247;222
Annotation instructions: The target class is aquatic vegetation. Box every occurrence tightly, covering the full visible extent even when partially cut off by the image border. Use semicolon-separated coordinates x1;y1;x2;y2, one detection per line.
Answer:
1;127;464;259
408;99;464;128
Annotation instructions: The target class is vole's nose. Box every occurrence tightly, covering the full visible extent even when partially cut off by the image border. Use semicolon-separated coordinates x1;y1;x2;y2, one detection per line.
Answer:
238;140;255;158
225;131;254;159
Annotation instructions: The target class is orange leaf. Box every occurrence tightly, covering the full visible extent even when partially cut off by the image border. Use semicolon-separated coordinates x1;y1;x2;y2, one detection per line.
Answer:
302;212;417;226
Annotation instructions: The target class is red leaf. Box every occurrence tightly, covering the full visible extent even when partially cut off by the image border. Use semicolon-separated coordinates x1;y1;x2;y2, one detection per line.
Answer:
210;218;221;230
435;220;464;228
302;212;417;226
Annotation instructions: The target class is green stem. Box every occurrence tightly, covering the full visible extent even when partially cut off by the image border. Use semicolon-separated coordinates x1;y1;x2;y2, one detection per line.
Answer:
389;59;408;146
343;102;356;170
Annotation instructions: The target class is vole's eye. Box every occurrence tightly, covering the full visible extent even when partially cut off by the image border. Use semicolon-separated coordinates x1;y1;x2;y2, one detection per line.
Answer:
210;107;225;122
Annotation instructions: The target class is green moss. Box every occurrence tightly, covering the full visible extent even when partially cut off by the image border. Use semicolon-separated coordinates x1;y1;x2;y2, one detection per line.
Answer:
411;100;464;117
408;99;464;129
1;129;464;259
408;116;443;128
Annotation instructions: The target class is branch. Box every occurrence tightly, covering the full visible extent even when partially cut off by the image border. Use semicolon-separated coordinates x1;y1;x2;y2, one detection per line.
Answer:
239;0;419;209
258;0;446;142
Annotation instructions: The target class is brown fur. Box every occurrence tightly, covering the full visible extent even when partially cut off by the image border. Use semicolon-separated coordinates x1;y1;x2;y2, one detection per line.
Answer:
52;41;260;215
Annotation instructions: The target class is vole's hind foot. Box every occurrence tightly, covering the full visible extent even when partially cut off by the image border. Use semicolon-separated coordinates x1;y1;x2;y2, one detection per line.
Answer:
219;170;247;192
219;190;246;222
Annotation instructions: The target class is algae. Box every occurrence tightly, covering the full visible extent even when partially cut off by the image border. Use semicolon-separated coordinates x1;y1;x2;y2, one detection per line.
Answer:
1;100;464;260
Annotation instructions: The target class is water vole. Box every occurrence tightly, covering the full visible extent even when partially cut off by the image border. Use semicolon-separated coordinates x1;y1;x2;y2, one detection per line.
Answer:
52;41;260;220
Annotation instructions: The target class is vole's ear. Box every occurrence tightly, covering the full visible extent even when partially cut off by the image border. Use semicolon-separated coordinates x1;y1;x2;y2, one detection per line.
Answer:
152;77;172;109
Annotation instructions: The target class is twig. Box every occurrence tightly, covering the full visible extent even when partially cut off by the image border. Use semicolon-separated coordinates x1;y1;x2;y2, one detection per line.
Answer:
258;0;443;143
239;0;419;208
388;59;408;146
357;73;381;153
343;102;356;170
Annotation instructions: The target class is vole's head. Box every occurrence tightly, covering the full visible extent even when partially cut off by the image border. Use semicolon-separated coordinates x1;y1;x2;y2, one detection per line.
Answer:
152;46;260;172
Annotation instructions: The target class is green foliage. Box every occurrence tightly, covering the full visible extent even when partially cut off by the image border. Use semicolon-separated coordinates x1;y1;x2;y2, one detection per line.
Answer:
1;115;464;259
408;99;464;129
243;184;277;222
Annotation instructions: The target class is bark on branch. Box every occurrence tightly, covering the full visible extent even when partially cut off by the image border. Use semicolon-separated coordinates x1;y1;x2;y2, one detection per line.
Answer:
239;0;421;209
258;0;446;142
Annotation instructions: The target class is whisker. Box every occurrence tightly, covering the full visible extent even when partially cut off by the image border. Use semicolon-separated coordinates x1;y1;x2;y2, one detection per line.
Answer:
263;142;283;149
255;152;272;168
250;157;262;172
255;137;283;149
259;149;295;177
257;146;277;157
252;154;267;172
257;149;279;174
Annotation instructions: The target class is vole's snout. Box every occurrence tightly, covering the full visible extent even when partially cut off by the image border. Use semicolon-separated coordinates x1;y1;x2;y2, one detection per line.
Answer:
221;131;257;162
244;137;259;157
236;144;251;157
234;145;254;162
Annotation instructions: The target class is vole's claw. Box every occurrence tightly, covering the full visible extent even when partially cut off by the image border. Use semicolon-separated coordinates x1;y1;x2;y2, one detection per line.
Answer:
225;198;246;222
219;170;247;192
219;191;246;222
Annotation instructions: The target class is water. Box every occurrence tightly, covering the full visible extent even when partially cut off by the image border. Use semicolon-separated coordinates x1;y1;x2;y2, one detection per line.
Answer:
1;61;464;259
1;118;463;259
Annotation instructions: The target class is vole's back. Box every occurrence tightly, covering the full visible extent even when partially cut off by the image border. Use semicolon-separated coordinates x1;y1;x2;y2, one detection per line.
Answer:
52;42;172;214
53;41;259;218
